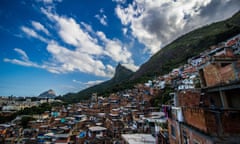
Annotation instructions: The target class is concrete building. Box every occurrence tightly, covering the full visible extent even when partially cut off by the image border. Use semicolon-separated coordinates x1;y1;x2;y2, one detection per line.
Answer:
122;134;156;144
168;46;240;144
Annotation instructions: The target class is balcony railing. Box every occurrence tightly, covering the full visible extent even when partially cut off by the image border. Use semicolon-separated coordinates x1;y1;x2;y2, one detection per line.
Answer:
182;107;240;136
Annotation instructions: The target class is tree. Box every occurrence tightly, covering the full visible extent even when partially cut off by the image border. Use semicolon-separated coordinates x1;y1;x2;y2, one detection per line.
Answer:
20;116;35;128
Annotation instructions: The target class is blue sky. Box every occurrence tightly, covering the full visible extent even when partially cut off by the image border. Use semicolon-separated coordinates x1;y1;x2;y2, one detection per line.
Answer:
0;0;240;96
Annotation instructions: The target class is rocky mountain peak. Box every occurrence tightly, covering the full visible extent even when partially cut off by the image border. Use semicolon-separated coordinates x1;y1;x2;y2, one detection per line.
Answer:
39;89;56;98
112;63;134;82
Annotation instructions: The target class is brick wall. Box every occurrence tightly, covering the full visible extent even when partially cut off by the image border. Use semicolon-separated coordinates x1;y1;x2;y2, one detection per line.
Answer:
226;48;235;57
203;64;221;87
237;60;240;79
168;119;180;144
182;107;218;135
220;64;235;84
178;90;201;107
222;110;240;134
181;125;214;144
202;62;238;87
183;107;207;132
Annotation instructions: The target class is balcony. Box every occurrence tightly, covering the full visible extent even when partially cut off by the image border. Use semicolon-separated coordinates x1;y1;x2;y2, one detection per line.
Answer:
182;107;240;136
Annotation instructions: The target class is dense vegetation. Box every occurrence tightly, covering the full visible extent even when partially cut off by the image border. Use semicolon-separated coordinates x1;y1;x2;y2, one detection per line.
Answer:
150;86;175;107
59;11;240;103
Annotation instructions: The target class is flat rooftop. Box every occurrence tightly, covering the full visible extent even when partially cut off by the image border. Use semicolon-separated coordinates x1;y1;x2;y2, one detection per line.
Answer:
122;134;155;144
89;126;107;132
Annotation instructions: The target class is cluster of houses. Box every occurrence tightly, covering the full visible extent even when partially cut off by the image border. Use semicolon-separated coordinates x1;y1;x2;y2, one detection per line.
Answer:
166;34;240;143
0;86;168;144
0;97;59;112
0;97;38;112
0;34;240;144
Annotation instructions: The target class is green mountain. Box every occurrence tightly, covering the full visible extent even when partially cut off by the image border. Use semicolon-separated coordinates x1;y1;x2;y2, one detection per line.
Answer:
60;11;240;103
59;63;134;103
131;11;240;80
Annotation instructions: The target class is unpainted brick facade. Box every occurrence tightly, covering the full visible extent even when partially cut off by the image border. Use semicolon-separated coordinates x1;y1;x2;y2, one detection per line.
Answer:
177;90;201;107
168;46;240;144
182;107;218;135
201;58;240;87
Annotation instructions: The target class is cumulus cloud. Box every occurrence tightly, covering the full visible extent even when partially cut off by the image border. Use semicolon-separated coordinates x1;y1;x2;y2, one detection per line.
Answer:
97;31;131;63
31;21;50;35
13;7;136;77
40;8;138;75
97;31;138;71
106;65;115;76
115;0;240;54
42;8;104;55
4;47;87;75
46;42;111;76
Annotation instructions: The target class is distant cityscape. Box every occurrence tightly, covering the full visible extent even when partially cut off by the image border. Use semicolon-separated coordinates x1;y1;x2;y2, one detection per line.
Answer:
0;34;240;143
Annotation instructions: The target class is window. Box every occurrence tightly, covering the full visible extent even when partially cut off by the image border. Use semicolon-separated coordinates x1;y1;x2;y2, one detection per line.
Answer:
171;125;176;137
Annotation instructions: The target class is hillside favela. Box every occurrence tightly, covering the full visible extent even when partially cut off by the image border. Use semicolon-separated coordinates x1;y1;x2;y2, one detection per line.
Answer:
1;1;240;144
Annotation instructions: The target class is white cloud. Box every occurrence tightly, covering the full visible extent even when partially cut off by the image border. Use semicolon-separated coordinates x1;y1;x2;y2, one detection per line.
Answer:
3;48;40;68
37;0;62;4
42;0;53;3
4;48;63;74
106;65;115;76
122;28;128;35
40;8;138;76
95;9;108;26
14;48;28;61
115;0;240;55
95;14;108;26
46;42;112;77
21;26;48;43
4;58;39;67
72;79;82;84
100;8;104;13
6;7;139;78
80;22;94;33
122;63;138;72
73;79;104;88
85;80;104;87
97;31;138;71
31;21;50;35
97;31;131;63
42;8;104;55
112;0;126;4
